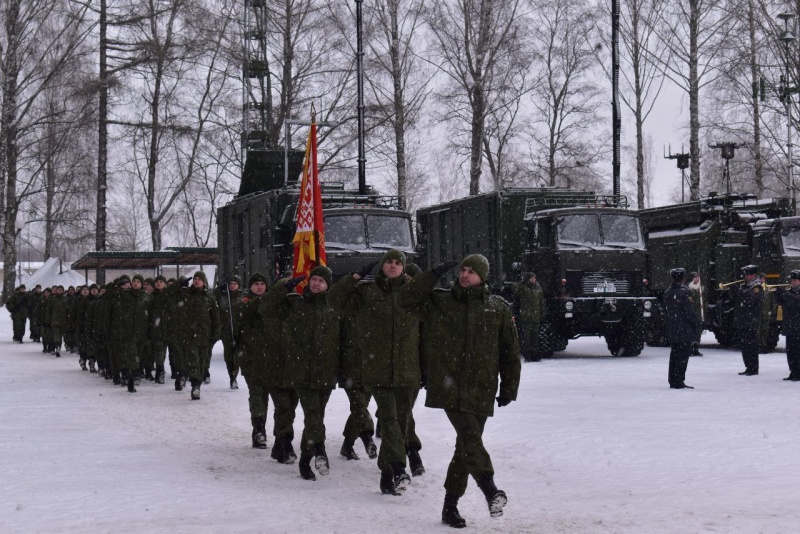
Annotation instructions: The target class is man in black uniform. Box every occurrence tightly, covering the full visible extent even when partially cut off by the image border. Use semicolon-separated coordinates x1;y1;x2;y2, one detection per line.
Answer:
663;268;700;389
774;270;800;381
731;264;764;376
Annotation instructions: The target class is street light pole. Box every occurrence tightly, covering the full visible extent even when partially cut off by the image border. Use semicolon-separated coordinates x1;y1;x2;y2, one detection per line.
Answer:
778;11;796;212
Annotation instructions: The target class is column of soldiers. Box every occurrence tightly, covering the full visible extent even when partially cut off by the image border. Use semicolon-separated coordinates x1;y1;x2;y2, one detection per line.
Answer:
230;250;519;528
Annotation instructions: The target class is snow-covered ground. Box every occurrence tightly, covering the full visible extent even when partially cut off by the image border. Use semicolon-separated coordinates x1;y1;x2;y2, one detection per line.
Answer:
1;310;798;534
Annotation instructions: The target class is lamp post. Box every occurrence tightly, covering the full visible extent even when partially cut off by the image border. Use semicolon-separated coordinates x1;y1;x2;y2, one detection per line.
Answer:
778;11;796;211
664;145;692;202
708;142;746;195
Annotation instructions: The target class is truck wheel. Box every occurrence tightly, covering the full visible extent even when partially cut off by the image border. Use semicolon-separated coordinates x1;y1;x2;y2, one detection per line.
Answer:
531;319;555;361
553;334;569;352
605;331;621;356
760;323;780;353
618;314;645;357
713;327;738;347
645;305;670;347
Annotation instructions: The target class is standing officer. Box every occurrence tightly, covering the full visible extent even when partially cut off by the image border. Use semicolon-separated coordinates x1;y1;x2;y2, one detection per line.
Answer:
511;272;546;361
398;254;520;528
774;270;800;381
687;272;704;356
731;265;764;376
664;268;699;389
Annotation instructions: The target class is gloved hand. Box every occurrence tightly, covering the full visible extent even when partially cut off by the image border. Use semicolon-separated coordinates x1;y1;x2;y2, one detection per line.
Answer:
284;275;306;290
356;260;380;279
496;396;512;408
180;276;191;287
433;260;459;277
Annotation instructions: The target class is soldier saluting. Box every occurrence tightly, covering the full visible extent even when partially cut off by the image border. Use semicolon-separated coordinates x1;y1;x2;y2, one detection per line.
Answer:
773;270;800;381
731;264;764;376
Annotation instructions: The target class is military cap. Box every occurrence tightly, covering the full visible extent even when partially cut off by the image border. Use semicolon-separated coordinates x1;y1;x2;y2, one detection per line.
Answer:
229;275;243;286
248;272;269;288
670;268;686;281
193;271;208;287
381;249;406;268
309;265;333;288
89;284;99;291
155;275;168;284
460;254;490;282
144;277;155;286
18;284;26;290
132;274;145;284
740;264;759;276
791;270;800;280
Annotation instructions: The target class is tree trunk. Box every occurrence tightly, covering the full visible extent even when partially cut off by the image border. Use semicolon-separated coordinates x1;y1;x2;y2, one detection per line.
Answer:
747;0;763;195
96;0;108;282
688;0;700;200
388;0;407;209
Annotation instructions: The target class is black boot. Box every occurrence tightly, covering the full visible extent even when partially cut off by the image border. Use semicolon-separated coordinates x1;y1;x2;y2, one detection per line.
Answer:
88;360;97;373
340;440;360;460
476;475;507;518
281;437;297;464
155;365;165;384
314;442;329;475
113;373;121;386
79;357;87;371
127;375;137;393
408;448;425;476
441;493;467;528
360;433;378;459
144;369;155;381
390;462;410;494
380;470;397;495
299;453;316;480
174;374;183;391
190;379;201;400
271;440;284;462
251;418;267;449
203;369;210;385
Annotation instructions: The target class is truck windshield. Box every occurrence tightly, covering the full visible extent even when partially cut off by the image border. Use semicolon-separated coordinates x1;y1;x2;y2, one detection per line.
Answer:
556;213;644;249
368;215;413;250
325;215;367;249
781;226;800;255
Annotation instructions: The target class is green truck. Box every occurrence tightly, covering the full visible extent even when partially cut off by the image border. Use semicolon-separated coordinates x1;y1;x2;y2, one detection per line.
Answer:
415;188;655;360
218;149;415;284
639;193;799;349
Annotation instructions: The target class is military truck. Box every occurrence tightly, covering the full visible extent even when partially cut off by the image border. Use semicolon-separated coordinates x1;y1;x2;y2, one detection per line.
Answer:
639;193;799;350
218;149;415;284
416;188;655;360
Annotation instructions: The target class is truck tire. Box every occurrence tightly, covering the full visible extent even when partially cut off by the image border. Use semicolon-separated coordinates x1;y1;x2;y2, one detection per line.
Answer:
713;327;738;347
645;304;670;347
531;318;555;361
760;323;780;353
618;314;645;357
605;331;621;356
553;334;569;352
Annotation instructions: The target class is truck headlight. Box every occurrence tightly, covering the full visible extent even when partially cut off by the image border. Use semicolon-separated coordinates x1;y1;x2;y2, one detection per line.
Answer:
565;301;574;311
644;300;652;310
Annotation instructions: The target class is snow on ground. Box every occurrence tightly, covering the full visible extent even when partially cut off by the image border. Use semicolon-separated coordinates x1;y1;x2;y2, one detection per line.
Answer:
1;310;799;534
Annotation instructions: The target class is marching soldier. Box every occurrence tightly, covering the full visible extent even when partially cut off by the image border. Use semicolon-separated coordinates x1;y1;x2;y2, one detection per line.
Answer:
398;255;520;528
234;273;271;449
774;270;800;381
328;250;423;496
664;268;700;389
262;266;340;481
731;265;764;376
6;285;29;343
148;275;170;384
27;284;43;342
215;275;243;389
46;286;68;357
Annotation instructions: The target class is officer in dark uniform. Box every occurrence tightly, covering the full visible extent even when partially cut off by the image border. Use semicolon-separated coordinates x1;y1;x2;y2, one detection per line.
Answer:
731;264;764;376
774;270;800;381
663;268;699;389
